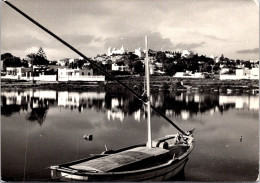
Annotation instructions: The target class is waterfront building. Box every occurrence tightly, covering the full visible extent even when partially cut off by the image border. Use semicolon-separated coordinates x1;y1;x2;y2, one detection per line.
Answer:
3;67;31;80
220;68;230;74
57;68;105;82
174;71;205;78
220;67;259;80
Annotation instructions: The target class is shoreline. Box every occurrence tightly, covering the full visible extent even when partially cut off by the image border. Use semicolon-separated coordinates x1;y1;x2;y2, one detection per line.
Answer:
1;76;259;94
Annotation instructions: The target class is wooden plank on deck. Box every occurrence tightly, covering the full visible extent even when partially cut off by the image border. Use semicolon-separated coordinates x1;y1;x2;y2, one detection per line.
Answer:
70;147;169;172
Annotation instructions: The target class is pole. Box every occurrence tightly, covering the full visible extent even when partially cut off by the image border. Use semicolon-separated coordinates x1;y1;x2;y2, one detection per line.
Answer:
145;36;152;148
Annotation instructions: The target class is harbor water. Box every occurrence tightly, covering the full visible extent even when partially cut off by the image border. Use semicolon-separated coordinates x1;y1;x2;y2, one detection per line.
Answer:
1;88;259;181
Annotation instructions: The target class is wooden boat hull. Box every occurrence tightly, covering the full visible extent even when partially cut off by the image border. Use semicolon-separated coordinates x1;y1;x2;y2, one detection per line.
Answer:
51;134;194;182
51;156;188;181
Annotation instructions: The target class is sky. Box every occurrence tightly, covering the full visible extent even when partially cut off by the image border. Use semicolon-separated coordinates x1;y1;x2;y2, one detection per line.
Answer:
1;0;259;61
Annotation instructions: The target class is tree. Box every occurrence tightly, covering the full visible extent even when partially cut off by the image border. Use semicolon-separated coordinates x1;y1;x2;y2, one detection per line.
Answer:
156;51;166;63
1;53;13;60
133;61;144;74
26;53;49;66
3;56;22;68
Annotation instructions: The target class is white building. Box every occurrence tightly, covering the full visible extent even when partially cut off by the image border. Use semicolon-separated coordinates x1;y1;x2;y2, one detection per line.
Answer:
181;50;194;58
220;68;259;80
58;68;105;82
108;46;125;56
134;48;145;58
112;63;129;71
57;58;69;66
165;52;174;58
174;71;205;78
210;55;220;63
220;68;230;74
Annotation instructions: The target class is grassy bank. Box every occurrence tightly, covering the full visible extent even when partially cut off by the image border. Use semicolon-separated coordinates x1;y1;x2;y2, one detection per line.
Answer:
1;76;259;93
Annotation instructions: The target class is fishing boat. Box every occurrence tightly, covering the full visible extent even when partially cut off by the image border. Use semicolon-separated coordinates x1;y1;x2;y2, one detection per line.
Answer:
2;1;195;181
50;132;194;181
50;37;195;181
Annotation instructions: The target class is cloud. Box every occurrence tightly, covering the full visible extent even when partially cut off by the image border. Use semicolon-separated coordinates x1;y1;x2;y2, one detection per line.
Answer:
202;34;227;41
1;0;259;60
236;48;259;54
173;42;206;50
104;32;174;52
61;34;96;44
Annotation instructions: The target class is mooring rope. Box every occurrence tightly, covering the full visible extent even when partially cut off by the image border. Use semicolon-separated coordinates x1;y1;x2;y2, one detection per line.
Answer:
2;0;187;135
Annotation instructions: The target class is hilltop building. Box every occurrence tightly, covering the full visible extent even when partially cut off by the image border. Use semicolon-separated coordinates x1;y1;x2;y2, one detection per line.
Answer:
108;46;125;56
134;48;145;58
181;50;194;58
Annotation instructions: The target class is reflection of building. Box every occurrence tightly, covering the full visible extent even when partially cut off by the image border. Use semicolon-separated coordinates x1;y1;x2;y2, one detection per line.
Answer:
107;97;125;122
219;95;259;110
181;110;190;120
58;91;106;107
134;109;141;122
107;110;124;122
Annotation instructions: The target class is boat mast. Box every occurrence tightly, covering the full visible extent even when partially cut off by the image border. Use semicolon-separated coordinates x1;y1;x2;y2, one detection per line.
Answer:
145;36;152;148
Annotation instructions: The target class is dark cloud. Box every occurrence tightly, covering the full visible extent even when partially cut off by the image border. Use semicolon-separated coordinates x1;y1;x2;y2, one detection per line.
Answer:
104;32;174;52
236;48;259;54
173;42;206;50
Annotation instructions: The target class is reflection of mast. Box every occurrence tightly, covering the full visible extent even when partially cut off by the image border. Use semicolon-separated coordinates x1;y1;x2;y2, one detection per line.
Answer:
145;36;152;148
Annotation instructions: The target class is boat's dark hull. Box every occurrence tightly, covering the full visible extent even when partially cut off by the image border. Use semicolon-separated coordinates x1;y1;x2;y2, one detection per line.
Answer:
51;156;188;181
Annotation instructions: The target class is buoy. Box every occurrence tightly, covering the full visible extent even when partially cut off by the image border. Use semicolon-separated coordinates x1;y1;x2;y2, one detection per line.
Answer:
83;135;93;141
240;136;242;142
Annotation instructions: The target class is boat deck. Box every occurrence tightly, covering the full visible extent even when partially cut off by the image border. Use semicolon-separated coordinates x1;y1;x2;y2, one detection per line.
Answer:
69;147;170;172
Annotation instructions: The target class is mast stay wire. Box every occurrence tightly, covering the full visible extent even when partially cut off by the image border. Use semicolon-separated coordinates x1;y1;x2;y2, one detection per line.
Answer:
2;0;187;135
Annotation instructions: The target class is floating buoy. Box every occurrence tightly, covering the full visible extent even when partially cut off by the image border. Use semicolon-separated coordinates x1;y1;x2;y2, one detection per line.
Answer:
240;136;242;142
83;135;93;141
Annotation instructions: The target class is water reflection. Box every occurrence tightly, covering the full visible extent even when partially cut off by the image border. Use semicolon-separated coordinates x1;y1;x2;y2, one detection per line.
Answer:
1;89;259;125
1;89;258;181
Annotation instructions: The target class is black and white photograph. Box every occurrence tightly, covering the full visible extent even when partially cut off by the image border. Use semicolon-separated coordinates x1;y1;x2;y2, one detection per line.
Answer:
1;0;259;181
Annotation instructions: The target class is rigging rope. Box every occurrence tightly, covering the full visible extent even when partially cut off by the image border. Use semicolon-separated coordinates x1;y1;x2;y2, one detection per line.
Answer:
2;0;186;135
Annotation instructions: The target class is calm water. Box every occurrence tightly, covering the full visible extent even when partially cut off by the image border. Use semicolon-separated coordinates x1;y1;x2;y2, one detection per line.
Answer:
1;88;259;181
